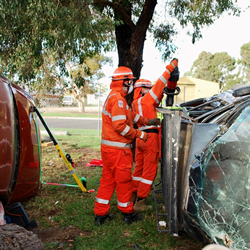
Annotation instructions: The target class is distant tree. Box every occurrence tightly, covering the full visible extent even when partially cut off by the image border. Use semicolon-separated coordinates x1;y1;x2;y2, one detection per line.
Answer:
238;42;250;83
185;51;214;80
36;53;111;112
66;55;111;112
185;51;237;91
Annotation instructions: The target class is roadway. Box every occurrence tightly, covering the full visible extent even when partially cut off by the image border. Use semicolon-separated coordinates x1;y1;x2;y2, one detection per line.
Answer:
38;117;102;130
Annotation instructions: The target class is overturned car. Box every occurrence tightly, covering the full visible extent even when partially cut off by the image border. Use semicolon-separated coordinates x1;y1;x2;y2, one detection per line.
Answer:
156;86;250;249
0;76;41;207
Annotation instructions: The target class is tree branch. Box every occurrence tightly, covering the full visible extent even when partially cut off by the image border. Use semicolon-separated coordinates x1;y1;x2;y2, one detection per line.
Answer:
93;0;135;29
136;0;157;34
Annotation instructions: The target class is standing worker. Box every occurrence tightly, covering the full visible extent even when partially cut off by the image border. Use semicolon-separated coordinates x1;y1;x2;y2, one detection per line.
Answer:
131;59;179;211
94;66;160;225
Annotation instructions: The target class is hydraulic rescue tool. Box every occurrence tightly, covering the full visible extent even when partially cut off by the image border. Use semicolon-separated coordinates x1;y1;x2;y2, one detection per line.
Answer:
32;106;95;193
163;63;181;107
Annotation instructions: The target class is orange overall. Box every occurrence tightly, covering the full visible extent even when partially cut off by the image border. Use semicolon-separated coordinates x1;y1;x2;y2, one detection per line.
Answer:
94;79;149;216
131;69;173;199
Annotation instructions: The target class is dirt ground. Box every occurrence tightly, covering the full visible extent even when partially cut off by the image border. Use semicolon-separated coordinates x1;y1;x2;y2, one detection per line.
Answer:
30;225;91;247
28;146;102;248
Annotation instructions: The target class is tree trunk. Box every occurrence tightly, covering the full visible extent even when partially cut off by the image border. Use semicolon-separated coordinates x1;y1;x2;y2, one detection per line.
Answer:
77;98;85;112
0;224;45;250
114;0;157;106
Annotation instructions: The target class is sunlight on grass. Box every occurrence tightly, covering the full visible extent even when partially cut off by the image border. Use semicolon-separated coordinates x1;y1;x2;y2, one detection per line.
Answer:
41;128;101;151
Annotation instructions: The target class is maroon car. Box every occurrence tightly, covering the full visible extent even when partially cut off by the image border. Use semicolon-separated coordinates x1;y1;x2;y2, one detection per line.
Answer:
0;75;40;206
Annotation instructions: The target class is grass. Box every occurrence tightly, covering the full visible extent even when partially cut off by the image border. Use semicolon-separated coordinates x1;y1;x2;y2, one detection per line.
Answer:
22;128;203;250
45;128;102;150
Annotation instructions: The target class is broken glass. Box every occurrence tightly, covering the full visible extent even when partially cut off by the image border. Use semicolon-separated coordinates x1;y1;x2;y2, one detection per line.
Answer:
186;106;250;249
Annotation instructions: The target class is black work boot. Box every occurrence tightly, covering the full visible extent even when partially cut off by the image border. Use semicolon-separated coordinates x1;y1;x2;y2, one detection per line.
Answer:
122;212;143;225
94;214;115;226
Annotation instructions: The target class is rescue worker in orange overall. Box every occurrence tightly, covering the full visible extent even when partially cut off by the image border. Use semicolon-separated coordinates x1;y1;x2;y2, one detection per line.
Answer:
131;59;179;211
94;66;160;225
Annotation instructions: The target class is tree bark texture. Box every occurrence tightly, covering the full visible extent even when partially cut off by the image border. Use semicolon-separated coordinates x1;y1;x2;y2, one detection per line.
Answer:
114;0;157;105
0;224;45;250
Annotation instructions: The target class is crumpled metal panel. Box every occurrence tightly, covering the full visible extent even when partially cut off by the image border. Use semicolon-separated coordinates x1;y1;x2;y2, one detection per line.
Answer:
184;106;250;249
161;111;181;236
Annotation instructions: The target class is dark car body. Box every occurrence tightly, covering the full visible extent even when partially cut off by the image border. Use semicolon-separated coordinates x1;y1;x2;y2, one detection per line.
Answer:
157;87;250;249
0;76;40;206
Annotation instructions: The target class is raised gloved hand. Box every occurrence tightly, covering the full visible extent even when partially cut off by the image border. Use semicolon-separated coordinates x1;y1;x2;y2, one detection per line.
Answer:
166;58;178;75
148;118;161;126
135;129;148;142
163;58;179;107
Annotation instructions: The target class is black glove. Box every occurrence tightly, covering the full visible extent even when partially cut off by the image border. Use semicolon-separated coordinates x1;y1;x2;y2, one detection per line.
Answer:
148;118;161;126
168;67;180;82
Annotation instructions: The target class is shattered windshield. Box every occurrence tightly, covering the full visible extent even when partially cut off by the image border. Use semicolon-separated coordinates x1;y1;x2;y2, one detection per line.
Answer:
187;106;250;249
